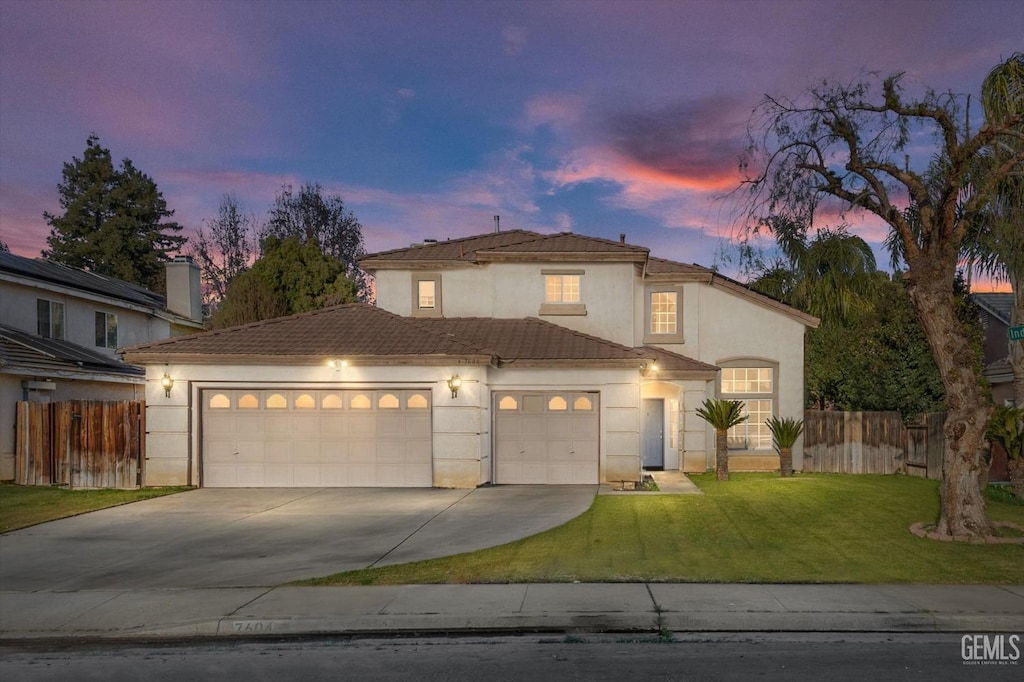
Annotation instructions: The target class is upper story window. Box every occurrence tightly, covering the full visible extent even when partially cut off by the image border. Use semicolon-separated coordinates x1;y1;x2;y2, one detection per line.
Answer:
411;273;442;318
539;270;587;316
545;274;580;303
644;286;683;343
95;311;118;349
720;364;777;451
37;299;65;340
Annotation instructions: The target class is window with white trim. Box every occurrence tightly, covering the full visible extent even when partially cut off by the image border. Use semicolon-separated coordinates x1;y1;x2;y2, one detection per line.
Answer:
95;311;118;348
37;299;65;339
721;366;775;450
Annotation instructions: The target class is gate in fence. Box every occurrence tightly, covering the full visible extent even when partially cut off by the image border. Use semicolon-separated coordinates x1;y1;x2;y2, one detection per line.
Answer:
14;400;145;488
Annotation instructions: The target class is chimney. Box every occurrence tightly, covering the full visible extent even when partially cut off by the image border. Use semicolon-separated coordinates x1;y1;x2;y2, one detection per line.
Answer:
494;215;500;233
619;233;626;244
165;256;202;323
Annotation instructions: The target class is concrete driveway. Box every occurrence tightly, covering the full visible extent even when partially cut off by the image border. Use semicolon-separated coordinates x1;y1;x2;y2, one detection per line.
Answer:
0;486;596;590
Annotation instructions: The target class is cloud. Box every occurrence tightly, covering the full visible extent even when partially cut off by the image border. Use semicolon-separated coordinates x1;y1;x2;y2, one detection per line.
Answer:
522;93;584;131
501;25;528;56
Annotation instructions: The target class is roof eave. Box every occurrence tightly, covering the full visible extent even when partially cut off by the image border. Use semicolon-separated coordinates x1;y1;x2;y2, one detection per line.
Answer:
476;251;648;264
123;352;496;367
358;259;476;271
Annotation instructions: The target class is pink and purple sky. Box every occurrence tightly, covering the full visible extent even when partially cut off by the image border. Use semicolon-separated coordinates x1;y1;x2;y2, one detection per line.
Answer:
1;0;1020;289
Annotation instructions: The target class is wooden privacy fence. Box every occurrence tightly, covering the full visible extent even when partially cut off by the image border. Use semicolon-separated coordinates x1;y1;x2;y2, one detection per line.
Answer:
803;410;945;479
15;400;145;488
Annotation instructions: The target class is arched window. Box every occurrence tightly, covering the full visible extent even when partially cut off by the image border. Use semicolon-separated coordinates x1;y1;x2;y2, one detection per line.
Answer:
350;394;371;409
548;396;568;411
238;394;259;409
407;393;429;409
209;393;230;409
379;393;400;409
266;393;288;409
322;394;344;409
498;396;518;410
573;396;593;411
295;393;315;409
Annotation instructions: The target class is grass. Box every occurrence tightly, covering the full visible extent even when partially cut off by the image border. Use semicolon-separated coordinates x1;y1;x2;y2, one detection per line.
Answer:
0;483;190;533
299;474;1024;586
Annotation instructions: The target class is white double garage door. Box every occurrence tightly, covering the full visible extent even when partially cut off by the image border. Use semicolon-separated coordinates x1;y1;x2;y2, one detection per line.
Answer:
201;388;599;487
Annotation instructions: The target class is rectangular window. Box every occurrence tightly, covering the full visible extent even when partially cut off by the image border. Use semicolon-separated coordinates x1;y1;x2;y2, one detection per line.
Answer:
418;280;436;309
95;311;118;348
544;274;580;303
411;274;442;317
721;367;775;450
37;299;65;339
650;291;677;334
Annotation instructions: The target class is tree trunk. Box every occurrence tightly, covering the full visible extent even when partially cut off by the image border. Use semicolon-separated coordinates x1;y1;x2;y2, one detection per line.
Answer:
716;429;729;481
779;447;793;477
907;269;992;537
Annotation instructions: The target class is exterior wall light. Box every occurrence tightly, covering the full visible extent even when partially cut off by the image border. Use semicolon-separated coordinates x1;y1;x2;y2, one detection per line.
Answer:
641;362;659;376
447;374;462;399
160;373;174;398
328;359;349;369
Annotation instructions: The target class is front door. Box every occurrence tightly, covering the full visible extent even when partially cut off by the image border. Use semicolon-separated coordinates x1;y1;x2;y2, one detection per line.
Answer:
641;398;664;469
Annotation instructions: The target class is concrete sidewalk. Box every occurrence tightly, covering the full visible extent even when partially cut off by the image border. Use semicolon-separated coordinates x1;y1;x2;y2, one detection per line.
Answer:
2;583;1022;641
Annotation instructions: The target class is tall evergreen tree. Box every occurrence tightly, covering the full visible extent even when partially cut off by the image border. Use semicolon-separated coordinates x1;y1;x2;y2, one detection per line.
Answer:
42;135;185;291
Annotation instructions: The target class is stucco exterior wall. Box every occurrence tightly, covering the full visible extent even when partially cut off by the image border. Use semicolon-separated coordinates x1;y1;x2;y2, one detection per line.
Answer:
374;262;637;346
0;280;170;358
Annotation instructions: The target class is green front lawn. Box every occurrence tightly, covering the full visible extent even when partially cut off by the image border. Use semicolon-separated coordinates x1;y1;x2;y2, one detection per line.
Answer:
0;484;190;533
301;474;1024;586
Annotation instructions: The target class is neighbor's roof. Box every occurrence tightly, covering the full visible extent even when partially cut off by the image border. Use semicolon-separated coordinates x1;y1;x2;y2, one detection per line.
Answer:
0;251;165;309
972;292;1013;325
122;304;697;369
0;324;144;380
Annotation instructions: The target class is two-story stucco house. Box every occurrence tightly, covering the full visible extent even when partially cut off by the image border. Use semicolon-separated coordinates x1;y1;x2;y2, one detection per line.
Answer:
123;230;818;488
0;252;204;480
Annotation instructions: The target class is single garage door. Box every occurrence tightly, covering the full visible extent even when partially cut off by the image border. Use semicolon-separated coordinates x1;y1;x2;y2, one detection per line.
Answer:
494;391;599;484
202;388;432;487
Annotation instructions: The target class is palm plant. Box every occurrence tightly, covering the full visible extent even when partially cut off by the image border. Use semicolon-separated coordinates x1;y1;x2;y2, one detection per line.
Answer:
766;416;804;477
986;405;1024;497
696;399;747;481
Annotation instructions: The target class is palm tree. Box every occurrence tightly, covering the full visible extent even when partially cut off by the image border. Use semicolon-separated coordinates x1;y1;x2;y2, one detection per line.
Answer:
751;218;880;328
966;53;1024;406
766;416;804;477
696;399;747;481
986;405;1024;497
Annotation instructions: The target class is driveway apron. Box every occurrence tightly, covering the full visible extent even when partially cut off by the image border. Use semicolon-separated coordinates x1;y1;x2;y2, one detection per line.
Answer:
0;486;596;590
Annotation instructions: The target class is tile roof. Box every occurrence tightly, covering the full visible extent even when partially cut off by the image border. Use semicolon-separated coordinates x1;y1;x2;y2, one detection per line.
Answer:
360;230;648;267
122;304;491;362
123;304;711;369
972;293;1013;325
0;251;165;309
414;317;650;364
0;324;144;378
359;230;543;264
645;256;713;276
641;346;720;375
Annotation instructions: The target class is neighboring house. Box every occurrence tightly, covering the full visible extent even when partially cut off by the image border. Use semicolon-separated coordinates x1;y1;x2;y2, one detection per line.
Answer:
973;292;1015;407
0;253;204;480
124;230;818;488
